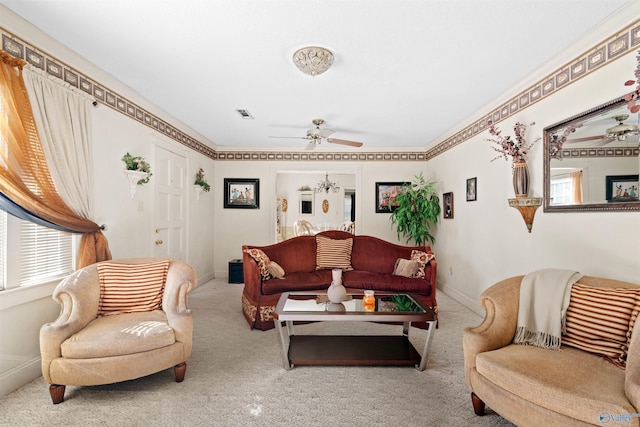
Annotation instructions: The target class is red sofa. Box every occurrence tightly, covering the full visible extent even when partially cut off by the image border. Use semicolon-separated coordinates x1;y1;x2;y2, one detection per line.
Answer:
241;230;438;330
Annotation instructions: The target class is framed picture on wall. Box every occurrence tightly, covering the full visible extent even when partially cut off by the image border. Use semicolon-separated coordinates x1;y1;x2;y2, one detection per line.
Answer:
223;178;260;208
605;174;639;203
443;192;454;219
466;177;477;201
375;182;409;213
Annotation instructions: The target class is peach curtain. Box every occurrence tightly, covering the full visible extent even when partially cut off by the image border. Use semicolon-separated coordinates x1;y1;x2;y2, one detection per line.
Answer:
571;171;583;204
0;51;111;268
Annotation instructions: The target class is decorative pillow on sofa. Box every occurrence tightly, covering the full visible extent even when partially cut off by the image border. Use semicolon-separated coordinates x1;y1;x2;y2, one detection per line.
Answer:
410;250;435;279
393;258;420;278
267;261;285;279
315;235;353;271
97;260;170;316
243;248;271;281
563;283;640;368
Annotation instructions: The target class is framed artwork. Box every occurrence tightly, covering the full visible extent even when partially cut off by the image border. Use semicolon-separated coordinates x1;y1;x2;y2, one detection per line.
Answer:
605;175;639;203
375;182;409;213
466;177;477;201
443;192;454;219
223;178;260;208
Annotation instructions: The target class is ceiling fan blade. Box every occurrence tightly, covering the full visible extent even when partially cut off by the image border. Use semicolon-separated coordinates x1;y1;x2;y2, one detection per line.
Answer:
566;135;607;143
326;138;364;147
317;128;335;138
305;142;316;150
268;136;310;140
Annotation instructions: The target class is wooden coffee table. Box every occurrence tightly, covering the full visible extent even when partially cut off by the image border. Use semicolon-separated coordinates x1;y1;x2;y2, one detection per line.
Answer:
273;292;437;371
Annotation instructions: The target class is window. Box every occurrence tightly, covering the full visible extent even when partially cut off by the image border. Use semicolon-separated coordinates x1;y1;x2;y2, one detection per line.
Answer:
550;176;572;205
0;211;75;291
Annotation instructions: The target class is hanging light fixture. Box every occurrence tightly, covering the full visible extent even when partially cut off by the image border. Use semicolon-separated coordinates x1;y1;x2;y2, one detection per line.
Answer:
315;172;340;193
293;46;334;76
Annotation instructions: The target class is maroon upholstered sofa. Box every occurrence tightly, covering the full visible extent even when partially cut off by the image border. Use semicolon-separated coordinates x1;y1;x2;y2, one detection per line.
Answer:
241;230;437;330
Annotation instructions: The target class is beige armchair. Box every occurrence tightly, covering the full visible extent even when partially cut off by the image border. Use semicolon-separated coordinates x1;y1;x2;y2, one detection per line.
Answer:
40;258;197;404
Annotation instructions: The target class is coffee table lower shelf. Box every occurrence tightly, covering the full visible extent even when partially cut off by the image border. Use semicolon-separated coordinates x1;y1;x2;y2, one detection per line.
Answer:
288;335;421;367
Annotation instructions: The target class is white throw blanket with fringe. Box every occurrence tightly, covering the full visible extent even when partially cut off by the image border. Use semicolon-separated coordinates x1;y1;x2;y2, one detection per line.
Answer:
514;268;583;349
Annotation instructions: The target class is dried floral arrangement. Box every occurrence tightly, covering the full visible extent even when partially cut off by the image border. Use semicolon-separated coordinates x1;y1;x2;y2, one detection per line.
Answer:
488;120;540;167
194;168;211;192
121;152;152;184
623;50;640;113
548;123;583;159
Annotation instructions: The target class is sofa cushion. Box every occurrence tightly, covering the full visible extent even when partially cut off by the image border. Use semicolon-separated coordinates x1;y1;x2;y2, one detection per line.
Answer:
315;235;353;271
61;310;176;358
262;270;332;294
563;284;640;368
97;260;169;316
343;270;431;294
476;344;634;424
244;248;272;281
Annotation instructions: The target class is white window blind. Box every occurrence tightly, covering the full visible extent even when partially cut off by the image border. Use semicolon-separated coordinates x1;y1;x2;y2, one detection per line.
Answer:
19;220;73;286
0;211;5;290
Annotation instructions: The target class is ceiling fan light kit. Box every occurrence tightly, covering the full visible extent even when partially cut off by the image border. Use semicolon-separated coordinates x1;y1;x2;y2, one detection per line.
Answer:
269;118;364;149
293;46;334;76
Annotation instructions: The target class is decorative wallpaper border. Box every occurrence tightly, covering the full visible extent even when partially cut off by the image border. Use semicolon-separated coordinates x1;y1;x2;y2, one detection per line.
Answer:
1;30;215;160
557;147;639;159
425;19;640;161
214;151;426;161
2;18;639;163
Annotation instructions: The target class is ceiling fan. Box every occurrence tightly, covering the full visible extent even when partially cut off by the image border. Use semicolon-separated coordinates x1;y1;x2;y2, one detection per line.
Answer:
565;114;639;146
269;119;364;149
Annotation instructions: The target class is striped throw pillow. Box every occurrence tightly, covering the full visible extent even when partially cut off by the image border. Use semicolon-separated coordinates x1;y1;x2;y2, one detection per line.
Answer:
97;260;170;316
563;283;640;368
315;236;353;271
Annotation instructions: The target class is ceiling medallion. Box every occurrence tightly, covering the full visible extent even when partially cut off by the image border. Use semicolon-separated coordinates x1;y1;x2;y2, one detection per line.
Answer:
293;46;334;76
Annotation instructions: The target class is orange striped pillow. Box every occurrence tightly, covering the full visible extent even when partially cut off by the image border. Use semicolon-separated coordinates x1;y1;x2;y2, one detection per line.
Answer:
315;236;353;271
563;284;640;368
97;260;170;316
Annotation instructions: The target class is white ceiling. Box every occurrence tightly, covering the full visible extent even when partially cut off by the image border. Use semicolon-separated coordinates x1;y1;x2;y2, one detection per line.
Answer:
0;0;633;151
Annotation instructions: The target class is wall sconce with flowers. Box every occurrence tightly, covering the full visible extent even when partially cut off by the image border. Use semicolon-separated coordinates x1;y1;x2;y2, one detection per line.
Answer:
122;152;152;199
193;168;211;202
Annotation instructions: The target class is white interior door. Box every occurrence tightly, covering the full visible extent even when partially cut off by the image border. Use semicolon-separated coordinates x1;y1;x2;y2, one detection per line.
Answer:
154;145;186;260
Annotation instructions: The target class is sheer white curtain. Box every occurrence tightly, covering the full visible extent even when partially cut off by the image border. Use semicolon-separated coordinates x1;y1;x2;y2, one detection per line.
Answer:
22;65;95;219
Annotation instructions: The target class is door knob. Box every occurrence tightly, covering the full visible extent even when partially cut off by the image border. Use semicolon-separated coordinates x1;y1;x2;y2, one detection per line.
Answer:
155;239;163;245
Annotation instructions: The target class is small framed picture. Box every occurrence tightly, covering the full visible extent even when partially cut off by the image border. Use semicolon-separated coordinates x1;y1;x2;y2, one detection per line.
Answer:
605;175;639;203
375;182;409;213
466;177;477;201
443;192;454;219
223;178;260;209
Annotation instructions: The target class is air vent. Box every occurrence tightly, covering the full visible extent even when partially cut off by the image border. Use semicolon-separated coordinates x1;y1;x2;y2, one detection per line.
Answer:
236;109;254;119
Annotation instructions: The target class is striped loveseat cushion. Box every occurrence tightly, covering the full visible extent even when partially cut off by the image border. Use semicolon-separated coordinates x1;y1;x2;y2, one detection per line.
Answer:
315;235;353;271
563;283;640;368
97;260;170;316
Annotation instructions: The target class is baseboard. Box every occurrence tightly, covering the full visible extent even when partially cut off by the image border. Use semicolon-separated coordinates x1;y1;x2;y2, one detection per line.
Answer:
437;283;484;317
0;355;42;398
198;271;215;286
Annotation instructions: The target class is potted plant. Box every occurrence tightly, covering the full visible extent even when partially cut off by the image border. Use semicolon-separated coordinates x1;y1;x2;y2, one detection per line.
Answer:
390;172;441;246
121;152;152;184
194;168;211;192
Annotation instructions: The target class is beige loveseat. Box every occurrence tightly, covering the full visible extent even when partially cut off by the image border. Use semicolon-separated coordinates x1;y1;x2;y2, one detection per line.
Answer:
40;258;197;403
463;275;639;426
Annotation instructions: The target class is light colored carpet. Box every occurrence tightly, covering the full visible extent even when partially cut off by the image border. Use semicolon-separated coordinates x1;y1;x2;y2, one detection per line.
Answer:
0;279;514;426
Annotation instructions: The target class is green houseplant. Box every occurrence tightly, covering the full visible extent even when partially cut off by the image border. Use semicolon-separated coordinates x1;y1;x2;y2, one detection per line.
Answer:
390;172;441;246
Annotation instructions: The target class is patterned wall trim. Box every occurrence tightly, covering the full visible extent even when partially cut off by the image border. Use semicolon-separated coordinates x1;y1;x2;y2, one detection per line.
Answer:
214;151;426;161
424;19;640;162
1;30;216;160
556;147;639;159
2;19;638;164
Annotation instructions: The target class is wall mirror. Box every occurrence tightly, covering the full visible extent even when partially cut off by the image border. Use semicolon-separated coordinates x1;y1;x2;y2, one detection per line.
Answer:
543;96;639;212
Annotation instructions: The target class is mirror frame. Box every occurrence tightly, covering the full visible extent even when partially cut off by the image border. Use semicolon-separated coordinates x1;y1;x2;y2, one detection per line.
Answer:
543;96;640;213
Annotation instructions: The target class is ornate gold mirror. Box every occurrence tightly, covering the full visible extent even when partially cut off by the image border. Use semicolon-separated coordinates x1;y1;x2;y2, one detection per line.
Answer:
543;96;639;212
